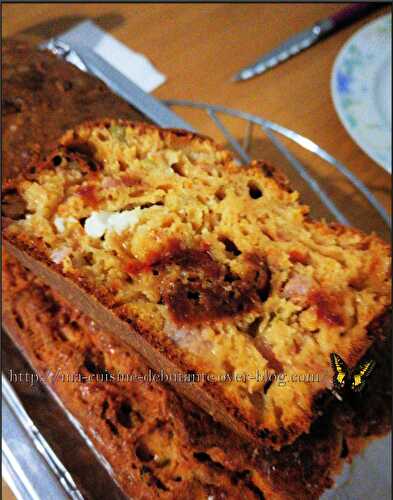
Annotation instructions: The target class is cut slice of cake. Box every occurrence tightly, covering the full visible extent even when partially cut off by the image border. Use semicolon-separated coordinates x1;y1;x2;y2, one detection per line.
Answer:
3;119;391;447
4;251;391;500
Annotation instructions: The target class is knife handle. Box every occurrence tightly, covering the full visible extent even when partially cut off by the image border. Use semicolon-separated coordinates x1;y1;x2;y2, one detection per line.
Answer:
330;3;382;30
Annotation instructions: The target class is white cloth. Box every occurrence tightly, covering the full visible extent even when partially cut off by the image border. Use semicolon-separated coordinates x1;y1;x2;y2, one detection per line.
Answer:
58;20;166;92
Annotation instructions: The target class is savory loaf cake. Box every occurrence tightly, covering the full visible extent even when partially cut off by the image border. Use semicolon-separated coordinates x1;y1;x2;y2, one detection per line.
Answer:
3;119;391;447
4;251;391;500
3;39;391;500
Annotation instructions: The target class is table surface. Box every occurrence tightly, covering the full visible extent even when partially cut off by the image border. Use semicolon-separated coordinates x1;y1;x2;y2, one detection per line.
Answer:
2;3;392;499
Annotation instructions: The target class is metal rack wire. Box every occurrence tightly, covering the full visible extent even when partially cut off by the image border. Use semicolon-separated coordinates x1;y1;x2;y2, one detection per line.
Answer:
164;100;391;229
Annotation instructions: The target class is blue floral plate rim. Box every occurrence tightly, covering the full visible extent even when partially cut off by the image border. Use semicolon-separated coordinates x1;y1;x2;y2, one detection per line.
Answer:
331;14;391;174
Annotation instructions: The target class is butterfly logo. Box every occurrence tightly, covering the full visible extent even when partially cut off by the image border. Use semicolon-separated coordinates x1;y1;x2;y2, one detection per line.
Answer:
330;352;376;394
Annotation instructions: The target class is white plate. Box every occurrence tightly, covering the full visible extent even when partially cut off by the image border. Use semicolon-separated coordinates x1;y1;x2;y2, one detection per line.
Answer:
331;14;392;173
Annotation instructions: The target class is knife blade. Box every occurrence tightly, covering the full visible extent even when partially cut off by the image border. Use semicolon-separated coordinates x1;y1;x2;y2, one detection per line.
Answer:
232;3;381;82
41;38;196;132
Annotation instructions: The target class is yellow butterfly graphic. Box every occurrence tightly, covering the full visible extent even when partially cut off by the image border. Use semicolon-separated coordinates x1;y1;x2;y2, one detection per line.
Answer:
330;352;376;393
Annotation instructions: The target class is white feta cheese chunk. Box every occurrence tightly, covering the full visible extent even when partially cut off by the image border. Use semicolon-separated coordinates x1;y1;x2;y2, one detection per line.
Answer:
54;216;78;233
107;208;142;234
54;216;65;233
50;246;71;264
84;211;112;238
84;209;142;238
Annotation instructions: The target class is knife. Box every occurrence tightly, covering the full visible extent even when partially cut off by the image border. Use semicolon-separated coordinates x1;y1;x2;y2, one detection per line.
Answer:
41;39;196;132
232;3;382;82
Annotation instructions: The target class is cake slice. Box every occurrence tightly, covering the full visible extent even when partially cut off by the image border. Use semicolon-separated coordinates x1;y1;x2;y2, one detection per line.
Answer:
3;119;391;447
4;251;391;500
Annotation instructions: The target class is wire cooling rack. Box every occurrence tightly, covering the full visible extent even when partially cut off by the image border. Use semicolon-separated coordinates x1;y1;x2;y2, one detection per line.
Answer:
163;100;391;229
